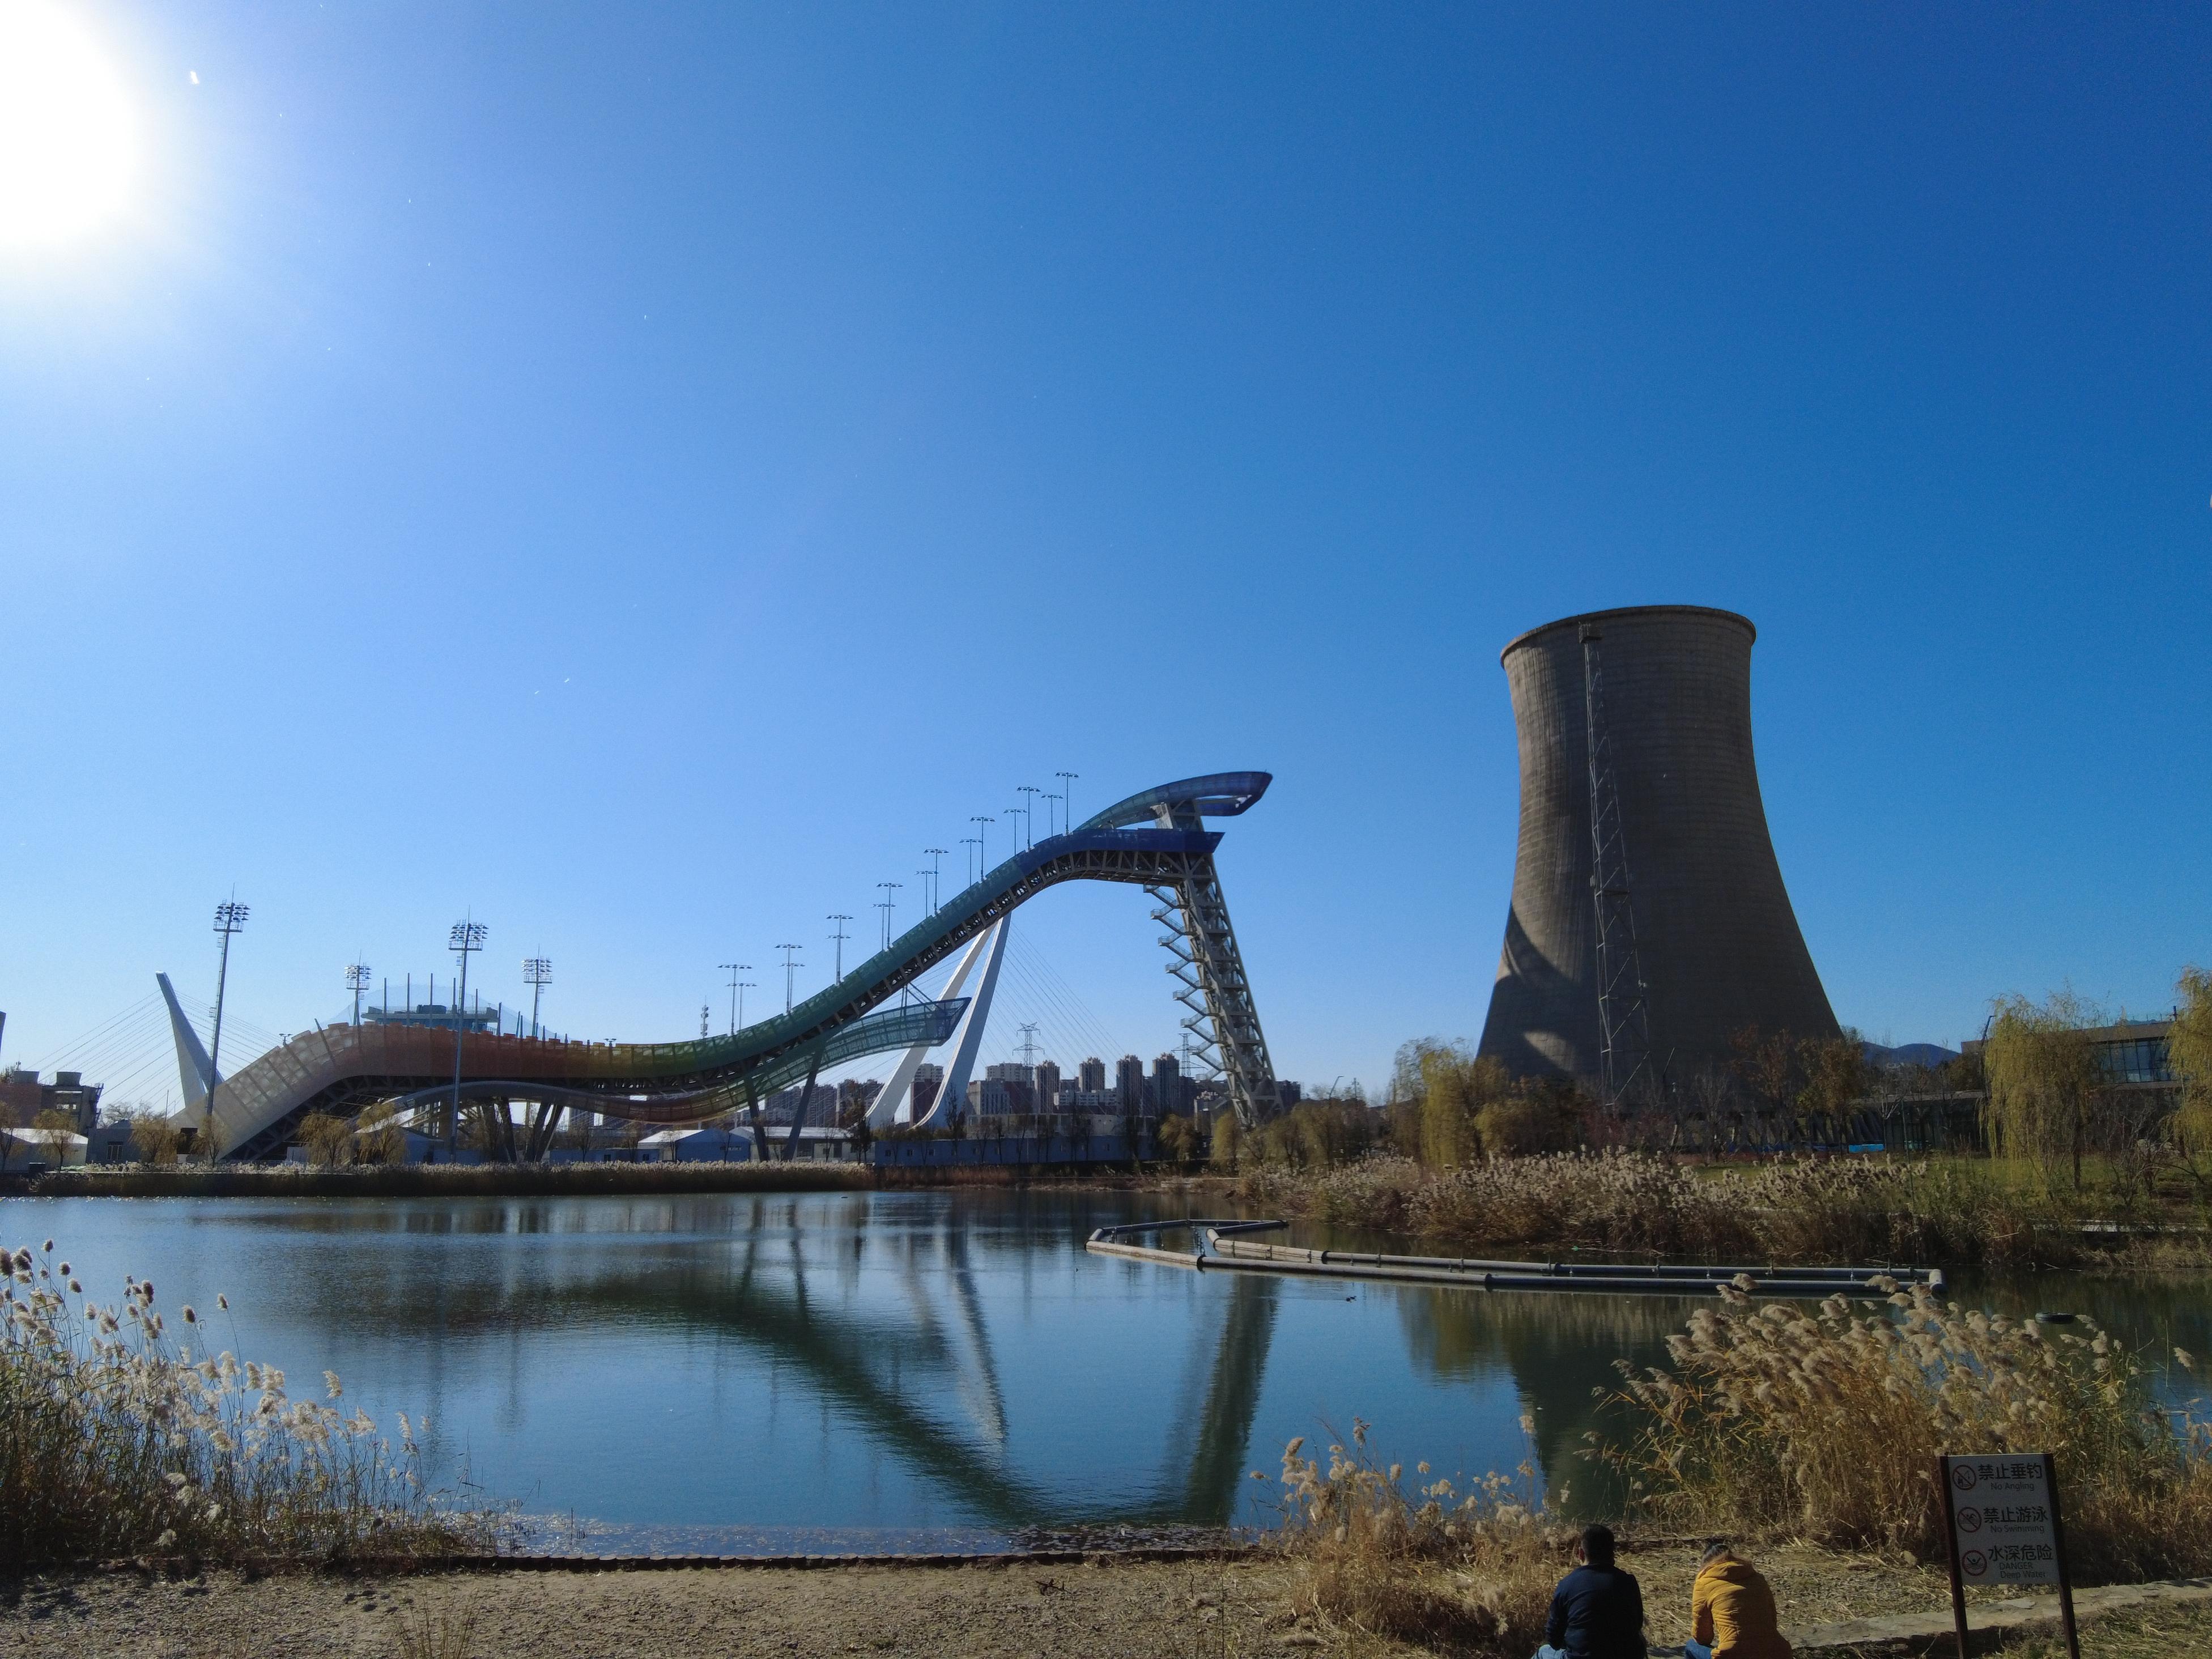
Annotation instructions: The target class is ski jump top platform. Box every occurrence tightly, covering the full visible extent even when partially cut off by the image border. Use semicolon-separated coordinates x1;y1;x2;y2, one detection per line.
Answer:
190;772;1279;1160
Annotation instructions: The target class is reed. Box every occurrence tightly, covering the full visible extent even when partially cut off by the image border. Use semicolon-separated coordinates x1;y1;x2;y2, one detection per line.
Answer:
1;1239;499;1572
1259;1418;1568;1654
1241;1151;2188;1269
1600;1278;2212;1581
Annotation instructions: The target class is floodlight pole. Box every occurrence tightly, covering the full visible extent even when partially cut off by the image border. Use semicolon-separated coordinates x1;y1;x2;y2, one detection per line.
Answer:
971;815;995;877
204;899;248;1159
524;957;552;1039
874;883;901;950
1043;794;1062;838
1017;786;1041;849
828;916;853;982
720;962;750;1035
1056;771;1078;829
446;918;486;1152
346;961;371;1027
960;836;980;887
777;944;802;1014
922;848;947;913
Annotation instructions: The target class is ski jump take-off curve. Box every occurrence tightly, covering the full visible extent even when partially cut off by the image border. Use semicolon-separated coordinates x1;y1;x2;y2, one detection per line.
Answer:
182;773;1281;1162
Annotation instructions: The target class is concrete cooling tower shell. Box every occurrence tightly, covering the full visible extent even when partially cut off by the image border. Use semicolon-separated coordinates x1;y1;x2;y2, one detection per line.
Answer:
1476;605;1837;1084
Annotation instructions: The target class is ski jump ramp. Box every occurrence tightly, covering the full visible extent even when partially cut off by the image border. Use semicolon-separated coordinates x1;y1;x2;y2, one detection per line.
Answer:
182;772;1280;1160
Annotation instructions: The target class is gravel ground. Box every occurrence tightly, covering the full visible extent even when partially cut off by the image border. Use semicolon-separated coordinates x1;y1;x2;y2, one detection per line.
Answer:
0;1544;2037;1659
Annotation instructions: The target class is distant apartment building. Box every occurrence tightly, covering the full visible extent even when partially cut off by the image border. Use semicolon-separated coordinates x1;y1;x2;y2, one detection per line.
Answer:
969;1076;1033;1115
977;1063;1037;1114
1035;1060;1062;1109
908;1062;944;1120
1116;1054;1149;1116
1;1067;104;1134
763;1083;839;1125
1152;1053;1198;1116
1079;1057;1106;1094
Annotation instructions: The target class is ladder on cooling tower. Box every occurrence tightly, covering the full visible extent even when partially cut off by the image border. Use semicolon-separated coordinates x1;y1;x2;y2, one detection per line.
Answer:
1580;623;1654;1109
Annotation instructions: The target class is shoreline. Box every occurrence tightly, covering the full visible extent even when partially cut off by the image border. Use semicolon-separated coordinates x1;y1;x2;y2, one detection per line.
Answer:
11;1157;2207;1277
0;1163;1210;1201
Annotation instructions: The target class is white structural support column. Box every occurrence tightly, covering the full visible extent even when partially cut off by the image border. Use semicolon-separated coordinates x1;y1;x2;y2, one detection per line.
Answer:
910;918;1009;1130
157;971;221;1122
867;929;994;1130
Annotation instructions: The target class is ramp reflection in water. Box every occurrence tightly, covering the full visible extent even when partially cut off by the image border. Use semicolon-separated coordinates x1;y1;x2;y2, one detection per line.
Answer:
7;1188;1707;1551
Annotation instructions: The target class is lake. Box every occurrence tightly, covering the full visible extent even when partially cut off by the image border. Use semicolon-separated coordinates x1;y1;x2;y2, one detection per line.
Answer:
5;1189;2205;1555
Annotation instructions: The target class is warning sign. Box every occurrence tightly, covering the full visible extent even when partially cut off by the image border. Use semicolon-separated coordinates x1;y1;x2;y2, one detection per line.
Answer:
1937;1452;2079;1659
1942;1455;2061;1585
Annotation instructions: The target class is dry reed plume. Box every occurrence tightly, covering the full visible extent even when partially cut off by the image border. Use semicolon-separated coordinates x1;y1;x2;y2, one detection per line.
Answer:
1;1239;498;1572
1601;1277;2212;1581
1258;1418;1567;1654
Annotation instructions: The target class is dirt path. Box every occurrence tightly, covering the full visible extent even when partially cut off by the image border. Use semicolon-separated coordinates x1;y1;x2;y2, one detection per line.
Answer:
1;1559;1298;1659
0;1543;2154;1658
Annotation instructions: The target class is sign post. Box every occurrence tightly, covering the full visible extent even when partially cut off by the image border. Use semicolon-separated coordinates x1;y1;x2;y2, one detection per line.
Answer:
1937;1452;2079;1659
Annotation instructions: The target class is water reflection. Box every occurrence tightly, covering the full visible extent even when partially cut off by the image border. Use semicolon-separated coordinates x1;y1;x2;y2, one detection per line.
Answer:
3;1190;2201;1551
1390;1282;1688;1509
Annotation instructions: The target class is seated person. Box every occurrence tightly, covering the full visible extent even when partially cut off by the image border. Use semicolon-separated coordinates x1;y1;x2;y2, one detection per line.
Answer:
1537;1524;1645;1659
1684;1542;1792;1659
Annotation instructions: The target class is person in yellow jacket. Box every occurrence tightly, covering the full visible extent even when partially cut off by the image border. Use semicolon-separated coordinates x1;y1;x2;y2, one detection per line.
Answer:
1683;1543;1792;1659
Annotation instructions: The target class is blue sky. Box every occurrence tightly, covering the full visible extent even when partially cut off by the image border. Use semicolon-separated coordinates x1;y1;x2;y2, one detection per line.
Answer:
2;3;2207;1104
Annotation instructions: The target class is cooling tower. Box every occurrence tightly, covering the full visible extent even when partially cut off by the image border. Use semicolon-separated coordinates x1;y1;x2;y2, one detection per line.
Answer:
1476;605;1837;1085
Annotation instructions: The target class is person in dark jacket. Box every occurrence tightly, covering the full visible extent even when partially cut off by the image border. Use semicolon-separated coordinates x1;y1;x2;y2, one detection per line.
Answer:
1537;1524;1645;1659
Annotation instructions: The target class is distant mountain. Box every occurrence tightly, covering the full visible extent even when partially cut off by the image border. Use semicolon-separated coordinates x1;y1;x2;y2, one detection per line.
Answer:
1863;1040;1960;1070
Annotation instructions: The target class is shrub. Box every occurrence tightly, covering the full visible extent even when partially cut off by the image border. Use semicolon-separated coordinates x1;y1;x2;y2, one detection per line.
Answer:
127;1112;182;1165
1601;1277;2212;1581
1264;1418;1566;1655
296;1111;355;1167
1155;1113;1202;1163
1;1239;498;1570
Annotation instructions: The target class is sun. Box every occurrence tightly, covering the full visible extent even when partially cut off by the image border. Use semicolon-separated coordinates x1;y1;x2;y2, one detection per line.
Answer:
0;1;136;249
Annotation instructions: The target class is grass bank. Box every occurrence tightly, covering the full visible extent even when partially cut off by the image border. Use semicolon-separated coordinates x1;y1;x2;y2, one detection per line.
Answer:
1237;1151;2212;1270
2;1239;497;1574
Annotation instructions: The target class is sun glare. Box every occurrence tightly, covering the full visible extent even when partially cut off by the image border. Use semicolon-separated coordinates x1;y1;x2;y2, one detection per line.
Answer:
0;1;136;249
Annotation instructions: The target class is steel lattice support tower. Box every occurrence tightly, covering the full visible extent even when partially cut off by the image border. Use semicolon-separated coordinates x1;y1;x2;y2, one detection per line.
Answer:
1579;622;1654;1107
1147;887;1225;1086
1141;790;1278;1124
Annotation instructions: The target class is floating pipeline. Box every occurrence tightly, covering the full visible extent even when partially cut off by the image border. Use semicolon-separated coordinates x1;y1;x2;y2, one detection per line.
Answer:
1083;1219;1942;1298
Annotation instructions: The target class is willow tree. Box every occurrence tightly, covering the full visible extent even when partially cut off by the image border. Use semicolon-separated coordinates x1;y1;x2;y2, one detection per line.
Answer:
2167;966;2212;1171
1982;990;2104;1189
1416;1045;1509;1167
